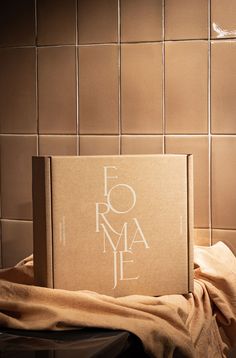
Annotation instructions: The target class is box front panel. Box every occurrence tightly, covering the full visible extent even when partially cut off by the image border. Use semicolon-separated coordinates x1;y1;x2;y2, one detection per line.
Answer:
51;155;189;296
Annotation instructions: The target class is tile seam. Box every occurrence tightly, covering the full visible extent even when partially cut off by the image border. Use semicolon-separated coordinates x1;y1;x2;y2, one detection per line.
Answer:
0;218;33;223
75;0;79;155
118;0;121;155
35;0;39;156
208;0;212;245
162;0;165;154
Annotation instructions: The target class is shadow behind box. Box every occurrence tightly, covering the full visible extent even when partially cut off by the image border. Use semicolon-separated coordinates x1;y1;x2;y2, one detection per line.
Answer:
0;328;149;358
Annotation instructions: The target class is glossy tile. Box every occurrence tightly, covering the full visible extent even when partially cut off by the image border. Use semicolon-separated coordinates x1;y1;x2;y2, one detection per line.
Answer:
1;220;33;268
194;228;211;246
211;0;236;39
121;0;162;42
165;136;209;228
212;229;236;256
165;0;208;40
211;41;236;134
212;136;236;229
0;0;35;46
78;0;118;44
165;41;208;134
38;46;77;134
121;43;162;134
37;0;76;45
80;136;119;155
121;136;163;154
0;135;37;220
39;135;77;155
0;48;36;134
79;45;119;134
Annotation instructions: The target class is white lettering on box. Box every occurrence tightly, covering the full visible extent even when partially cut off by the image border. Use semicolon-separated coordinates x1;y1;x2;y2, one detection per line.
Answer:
95;166;149;289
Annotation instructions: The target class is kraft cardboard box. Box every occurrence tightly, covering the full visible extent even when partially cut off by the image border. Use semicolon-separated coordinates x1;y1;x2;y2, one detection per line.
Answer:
32;155;194;297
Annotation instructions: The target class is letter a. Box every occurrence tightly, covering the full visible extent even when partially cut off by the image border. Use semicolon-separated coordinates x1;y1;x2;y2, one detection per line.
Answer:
129;218;150;250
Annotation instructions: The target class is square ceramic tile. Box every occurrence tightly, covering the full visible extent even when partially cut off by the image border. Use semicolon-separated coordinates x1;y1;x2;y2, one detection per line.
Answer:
165;0;208;40
0;135;37;220
212;229;236;256
80;136;119;155
39;135;77;155
121;43;162;134
1;220;33;268
0;0;35;46
78;0;118;44
79;45;119;134
37;0;76;45
121;136;163;154
194;228;211;246
121;0;162;42
211;0;236;39
0;48;36;134
212;136;236;229
211;41;236;134
165;136;209;228
165;41;208;134
38;46;77;134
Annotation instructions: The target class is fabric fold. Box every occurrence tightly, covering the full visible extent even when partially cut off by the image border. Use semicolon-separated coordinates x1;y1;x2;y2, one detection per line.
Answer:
0;242;235;358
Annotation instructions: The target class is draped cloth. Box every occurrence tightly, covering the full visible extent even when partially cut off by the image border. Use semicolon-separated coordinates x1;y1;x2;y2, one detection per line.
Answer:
0;242;235;358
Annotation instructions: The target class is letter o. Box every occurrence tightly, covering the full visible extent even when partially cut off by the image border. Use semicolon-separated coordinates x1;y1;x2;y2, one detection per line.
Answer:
107;184;136;214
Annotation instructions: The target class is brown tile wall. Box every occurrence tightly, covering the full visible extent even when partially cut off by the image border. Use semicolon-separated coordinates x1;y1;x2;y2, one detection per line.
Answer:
0;0;236;266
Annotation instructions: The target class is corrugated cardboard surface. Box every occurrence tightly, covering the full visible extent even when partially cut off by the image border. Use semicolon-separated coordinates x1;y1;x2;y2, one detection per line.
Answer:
33;155;193;297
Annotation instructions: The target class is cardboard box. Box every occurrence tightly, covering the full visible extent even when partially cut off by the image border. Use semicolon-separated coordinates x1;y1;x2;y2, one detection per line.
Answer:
32;155;194;297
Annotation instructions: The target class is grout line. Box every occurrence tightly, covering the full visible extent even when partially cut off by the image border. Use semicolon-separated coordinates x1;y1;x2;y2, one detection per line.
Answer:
36;46;39;156
78;39;213;46
0;218;33;223
162;0;165;41
0;134;39;137
35;134;78;137
34;0;38;45
208;0;211;40
210;38;236;43
36;44;77;48
194;227;212;230
162;133;236;137
210;228;236;232
2;39;229;50
1;38;236;51
118;0;121;155
164;38;208;43
158;133;209;137
76;48;79;155
1;132;236;137
208;0;212;246
75;0;78;46
75;0;79;155
35;0;39;156
162;0;165;154
0;45;36;49
118;0;121;44
77;135;80;155
162;42;166;154
78;43;120;48
78;41;163;46
121;134;164;138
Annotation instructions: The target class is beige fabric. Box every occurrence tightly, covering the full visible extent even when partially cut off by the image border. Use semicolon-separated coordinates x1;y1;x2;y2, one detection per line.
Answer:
0;242;235;358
